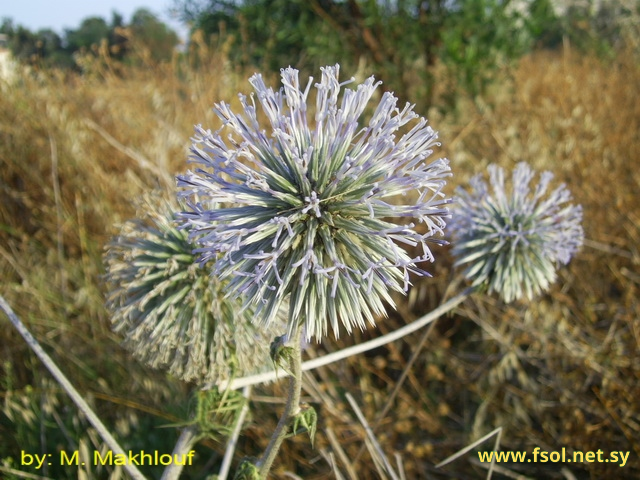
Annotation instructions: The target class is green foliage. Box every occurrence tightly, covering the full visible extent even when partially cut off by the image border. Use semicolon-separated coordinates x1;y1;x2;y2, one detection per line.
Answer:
525;0;565;49
176;0;528;104
174;0;637;110
178;0;336;71
130;8;180;62
233;459;261;480
439;0;532;97
0;19;71;67
191;387;247;442
291;404;318;447
0;9;178;70
524;0;638;56
65;17;111;52
270;336;295;376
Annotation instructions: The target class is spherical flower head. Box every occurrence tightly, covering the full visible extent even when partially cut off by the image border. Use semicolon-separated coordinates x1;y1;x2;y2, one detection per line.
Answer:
450;162;584;303
178;65;451;341
103;192;285;384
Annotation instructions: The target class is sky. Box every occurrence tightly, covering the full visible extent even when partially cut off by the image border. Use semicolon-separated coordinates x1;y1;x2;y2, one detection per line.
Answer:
1;0;190;41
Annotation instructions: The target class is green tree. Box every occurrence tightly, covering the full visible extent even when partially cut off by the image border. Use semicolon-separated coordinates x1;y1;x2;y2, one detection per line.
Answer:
438;0;533;98
174;0;534;108
65;16;111;52
109;12;129;61
1;20;40;62
0;19;72;68
129;8;180;62
36;28;75;68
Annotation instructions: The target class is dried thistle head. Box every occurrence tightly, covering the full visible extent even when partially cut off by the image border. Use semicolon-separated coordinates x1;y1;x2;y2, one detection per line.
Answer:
103;191;285;384
450;162;584;303
178;65;451;341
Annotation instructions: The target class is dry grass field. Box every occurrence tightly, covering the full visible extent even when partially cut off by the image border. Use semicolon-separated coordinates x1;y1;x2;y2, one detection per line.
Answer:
1;44;639;479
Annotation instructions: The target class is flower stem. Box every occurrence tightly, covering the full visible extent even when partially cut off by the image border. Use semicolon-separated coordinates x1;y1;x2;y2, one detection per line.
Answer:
258;325;304;478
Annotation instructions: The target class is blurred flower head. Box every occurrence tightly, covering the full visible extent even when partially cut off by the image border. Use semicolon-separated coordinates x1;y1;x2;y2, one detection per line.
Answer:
103;192;285;384
450;162;583;303
178;64;451;341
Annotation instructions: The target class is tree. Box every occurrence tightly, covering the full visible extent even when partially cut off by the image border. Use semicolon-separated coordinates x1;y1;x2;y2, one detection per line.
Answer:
109;11;129;60
172;0;535;108
129;8;180;62
1;20;39;62
65;17;111;53
35;28;75;68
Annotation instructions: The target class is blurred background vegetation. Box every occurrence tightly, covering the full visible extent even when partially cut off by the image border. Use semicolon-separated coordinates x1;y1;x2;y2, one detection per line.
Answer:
1;0;639;478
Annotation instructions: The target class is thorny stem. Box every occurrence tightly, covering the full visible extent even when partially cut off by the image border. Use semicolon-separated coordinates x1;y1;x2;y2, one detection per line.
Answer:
258;324;304;478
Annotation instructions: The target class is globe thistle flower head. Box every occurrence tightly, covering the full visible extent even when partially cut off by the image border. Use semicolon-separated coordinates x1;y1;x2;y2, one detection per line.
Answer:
103;192;285;384
179;65;451;341
450;162;584;303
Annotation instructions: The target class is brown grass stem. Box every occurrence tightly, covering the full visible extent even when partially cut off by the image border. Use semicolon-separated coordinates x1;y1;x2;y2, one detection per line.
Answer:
218;386;252;480
159;425;199;480
353;302;441;465
48;133;66;297
345;393;400;480
0;295;147;480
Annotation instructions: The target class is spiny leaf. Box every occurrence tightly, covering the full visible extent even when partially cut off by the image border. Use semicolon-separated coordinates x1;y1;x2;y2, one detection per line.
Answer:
233;458;261;480
291;403;318;447
270;335;294;376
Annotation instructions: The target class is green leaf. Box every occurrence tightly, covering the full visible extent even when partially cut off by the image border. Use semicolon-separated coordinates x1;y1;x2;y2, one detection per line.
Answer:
270;335;295;376
291;404;318;447
233;459;261;480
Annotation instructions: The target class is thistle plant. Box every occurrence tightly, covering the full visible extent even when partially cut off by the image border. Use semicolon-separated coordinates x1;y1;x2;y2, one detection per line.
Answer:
103;192;284;385
450;162;584;303
178;64;451;477
178;64;451;342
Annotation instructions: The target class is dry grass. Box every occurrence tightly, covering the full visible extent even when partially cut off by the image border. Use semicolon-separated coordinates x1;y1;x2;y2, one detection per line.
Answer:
1;45;638;479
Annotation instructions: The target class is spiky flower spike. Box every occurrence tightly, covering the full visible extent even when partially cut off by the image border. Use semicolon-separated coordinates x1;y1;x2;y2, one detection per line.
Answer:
103;192;285;384
178;65;451;341
450;162;583;303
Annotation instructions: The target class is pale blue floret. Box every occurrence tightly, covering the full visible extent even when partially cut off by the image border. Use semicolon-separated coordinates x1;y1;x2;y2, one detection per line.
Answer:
178;65;452;341
450;162;583;303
